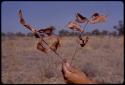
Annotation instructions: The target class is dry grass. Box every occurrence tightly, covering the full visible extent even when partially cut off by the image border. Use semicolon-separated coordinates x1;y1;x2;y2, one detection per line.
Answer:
1;36;124;84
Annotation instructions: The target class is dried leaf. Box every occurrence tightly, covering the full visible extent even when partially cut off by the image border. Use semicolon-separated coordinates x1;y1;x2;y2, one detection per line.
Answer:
89;13;107;24
75;13;88;23
67;21;84;32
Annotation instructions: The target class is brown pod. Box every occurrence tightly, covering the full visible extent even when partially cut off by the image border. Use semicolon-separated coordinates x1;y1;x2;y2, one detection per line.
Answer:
36;41;48;53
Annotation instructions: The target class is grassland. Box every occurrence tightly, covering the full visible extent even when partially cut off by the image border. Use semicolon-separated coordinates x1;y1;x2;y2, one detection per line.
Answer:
1;36;124;84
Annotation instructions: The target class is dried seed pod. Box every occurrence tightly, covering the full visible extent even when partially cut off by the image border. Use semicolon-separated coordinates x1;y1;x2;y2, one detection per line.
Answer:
18;9;44;38
18;9;63;61
79;35;89;47
36;40;48;53
50;37;61;52
89;13;107;24
19;9;26;25
92;13;99;17
18;9;33;31
75;13;88;23
67;21;84;32
38;26;55;36
33;32;41;38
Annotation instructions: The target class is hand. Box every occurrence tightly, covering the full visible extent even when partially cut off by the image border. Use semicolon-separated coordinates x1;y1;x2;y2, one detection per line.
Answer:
62;60;96;84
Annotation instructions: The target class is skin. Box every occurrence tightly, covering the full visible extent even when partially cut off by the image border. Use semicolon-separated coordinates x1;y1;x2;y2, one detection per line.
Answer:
62;60;97;84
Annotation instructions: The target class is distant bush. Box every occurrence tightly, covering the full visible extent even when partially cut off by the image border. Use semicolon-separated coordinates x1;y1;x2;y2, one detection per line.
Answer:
91;29;101;35
101;30;108;35
113;20;124;36
59;29;72;36
15;32;25;37
27;32;34;37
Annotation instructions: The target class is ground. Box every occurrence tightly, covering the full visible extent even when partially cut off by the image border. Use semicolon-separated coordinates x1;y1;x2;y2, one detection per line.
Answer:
1;36;124;84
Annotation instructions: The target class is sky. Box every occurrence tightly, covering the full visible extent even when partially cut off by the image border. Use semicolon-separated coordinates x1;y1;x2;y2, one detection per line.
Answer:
1;1;124;34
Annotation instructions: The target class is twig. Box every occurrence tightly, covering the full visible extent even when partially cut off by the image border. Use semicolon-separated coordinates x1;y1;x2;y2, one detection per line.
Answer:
70;46;81;65
80;20;89;35
70;20;89;66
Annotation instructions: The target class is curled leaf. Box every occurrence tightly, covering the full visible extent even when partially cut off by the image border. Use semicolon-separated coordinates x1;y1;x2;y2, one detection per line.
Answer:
75;13;88;23
67;21;84;32
89;13;107;24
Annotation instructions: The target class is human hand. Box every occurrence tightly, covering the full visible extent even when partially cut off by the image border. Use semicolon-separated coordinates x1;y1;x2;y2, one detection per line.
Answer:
62;60;96;84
